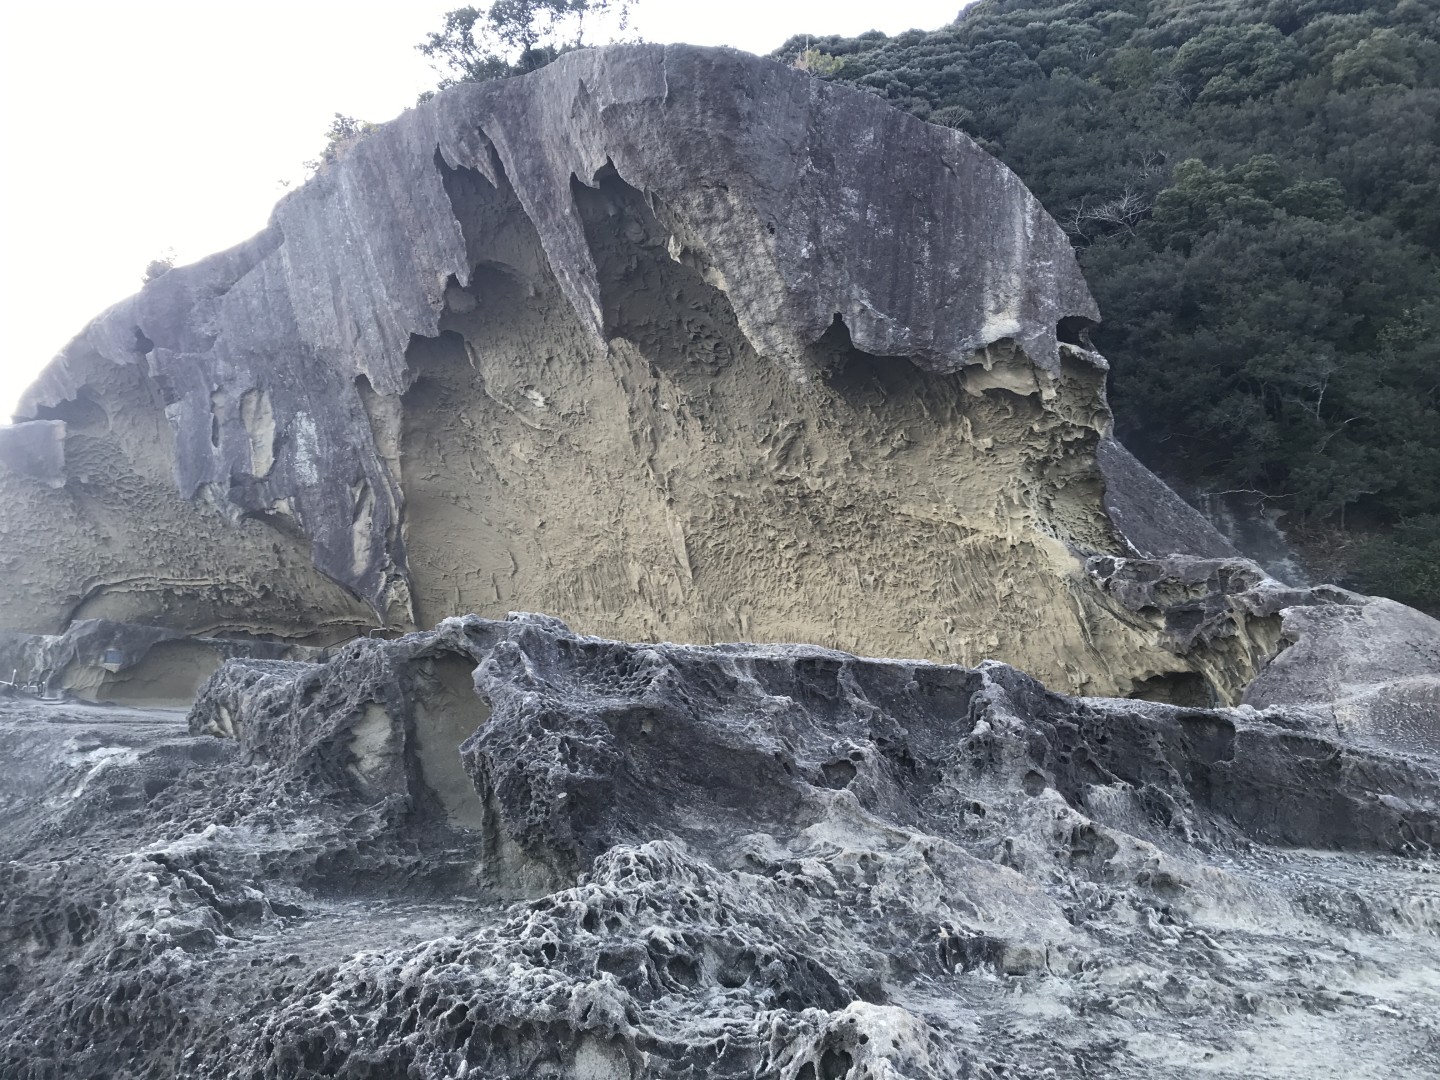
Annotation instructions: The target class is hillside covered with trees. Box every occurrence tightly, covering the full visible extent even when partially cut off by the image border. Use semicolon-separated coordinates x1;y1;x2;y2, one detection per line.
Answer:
778;0;1439;609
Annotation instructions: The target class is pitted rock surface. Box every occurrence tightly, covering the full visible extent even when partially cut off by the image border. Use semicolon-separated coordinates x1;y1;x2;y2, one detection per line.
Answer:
3;614;1438;1078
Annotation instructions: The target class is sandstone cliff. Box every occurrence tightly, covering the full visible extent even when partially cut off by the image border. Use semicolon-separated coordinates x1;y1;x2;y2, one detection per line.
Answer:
2;43;1269;701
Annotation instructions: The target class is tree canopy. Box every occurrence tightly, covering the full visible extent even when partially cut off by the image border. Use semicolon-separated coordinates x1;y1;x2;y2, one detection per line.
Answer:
419;0;634;87
777;0;1440;610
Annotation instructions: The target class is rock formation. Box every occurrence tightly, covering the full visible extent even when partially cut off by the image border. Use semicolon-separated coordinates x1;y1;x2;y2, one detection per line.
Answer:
2;42;1439;1080
2;43;1280;701
3;613;1439;1078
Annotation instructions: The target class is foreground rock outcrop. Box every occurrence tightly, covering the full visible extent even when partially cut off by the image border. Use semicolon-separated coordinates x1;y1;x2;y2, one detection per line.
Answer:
3;613;1439;1078
0;42;1297;701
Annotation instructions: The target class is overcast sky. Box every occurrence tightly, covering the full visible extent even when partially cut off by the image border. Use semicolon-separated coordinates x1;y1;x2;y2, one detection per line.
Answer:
0;1;965;420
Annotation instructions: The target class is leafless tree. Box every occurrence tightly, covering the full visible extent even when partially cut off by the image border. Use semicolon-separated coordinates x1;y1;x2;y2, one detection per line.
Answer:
1062;186;1155;240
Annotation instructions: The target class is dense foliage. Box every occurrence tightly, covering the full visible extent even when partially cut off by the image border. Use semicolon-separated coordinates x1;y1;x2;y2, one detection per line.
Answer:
778;0;1440;608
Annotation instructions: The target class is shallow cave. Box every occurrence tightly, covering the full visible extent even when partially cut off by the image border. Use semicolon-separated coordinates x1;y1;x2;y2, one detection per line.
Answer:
1127;671;1216;708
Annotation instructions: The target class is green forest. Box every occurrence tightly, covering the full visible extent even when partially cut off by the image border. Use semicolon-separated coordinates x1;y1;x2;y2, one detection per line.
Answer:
775;0;1440;609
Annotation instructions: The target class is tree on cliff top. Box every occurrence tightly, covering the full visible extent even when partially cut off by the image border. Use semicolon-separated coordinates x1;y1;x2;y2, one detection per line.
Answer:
419;0;635;88
304;113;376;173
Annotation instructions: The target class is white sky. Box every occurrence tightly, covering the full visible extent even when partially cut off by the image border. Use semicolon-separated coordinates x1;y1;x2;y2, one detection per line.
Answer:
0;1;965;420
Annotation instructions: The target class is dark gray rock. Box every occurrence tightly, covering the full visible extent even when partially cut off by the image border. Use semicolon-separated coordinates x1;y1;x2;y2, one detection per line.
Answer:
1094;441;1311;584
0;619;320;706
1096;438;1238;560
3;614;1438;1078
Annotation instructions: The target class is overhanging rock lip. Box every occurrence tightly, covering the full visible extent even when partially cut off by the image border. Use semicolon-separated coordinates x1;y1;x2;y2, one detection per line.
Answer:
20;41;1099;414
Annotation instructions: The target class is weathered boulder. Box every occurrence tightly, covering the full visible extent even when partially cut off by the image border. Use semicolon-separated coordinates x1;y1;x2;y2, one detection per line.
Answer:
1243;591;1440;755
3;43;1276;699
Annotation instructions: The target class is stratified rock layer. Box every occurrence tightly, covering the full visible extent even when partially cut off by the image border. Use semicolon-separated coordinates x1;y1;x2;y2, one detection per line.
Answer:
1;43;1272;698
2;614;1438;1078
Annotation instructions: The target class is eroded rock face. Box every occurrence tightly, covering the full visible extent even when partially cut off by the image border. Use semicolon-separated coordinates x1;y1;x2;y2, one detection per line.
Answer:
2;614;1438;1078
1243;592;1440;755
2;40;1437;1080
0;619;322;707
1;43;1277;698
